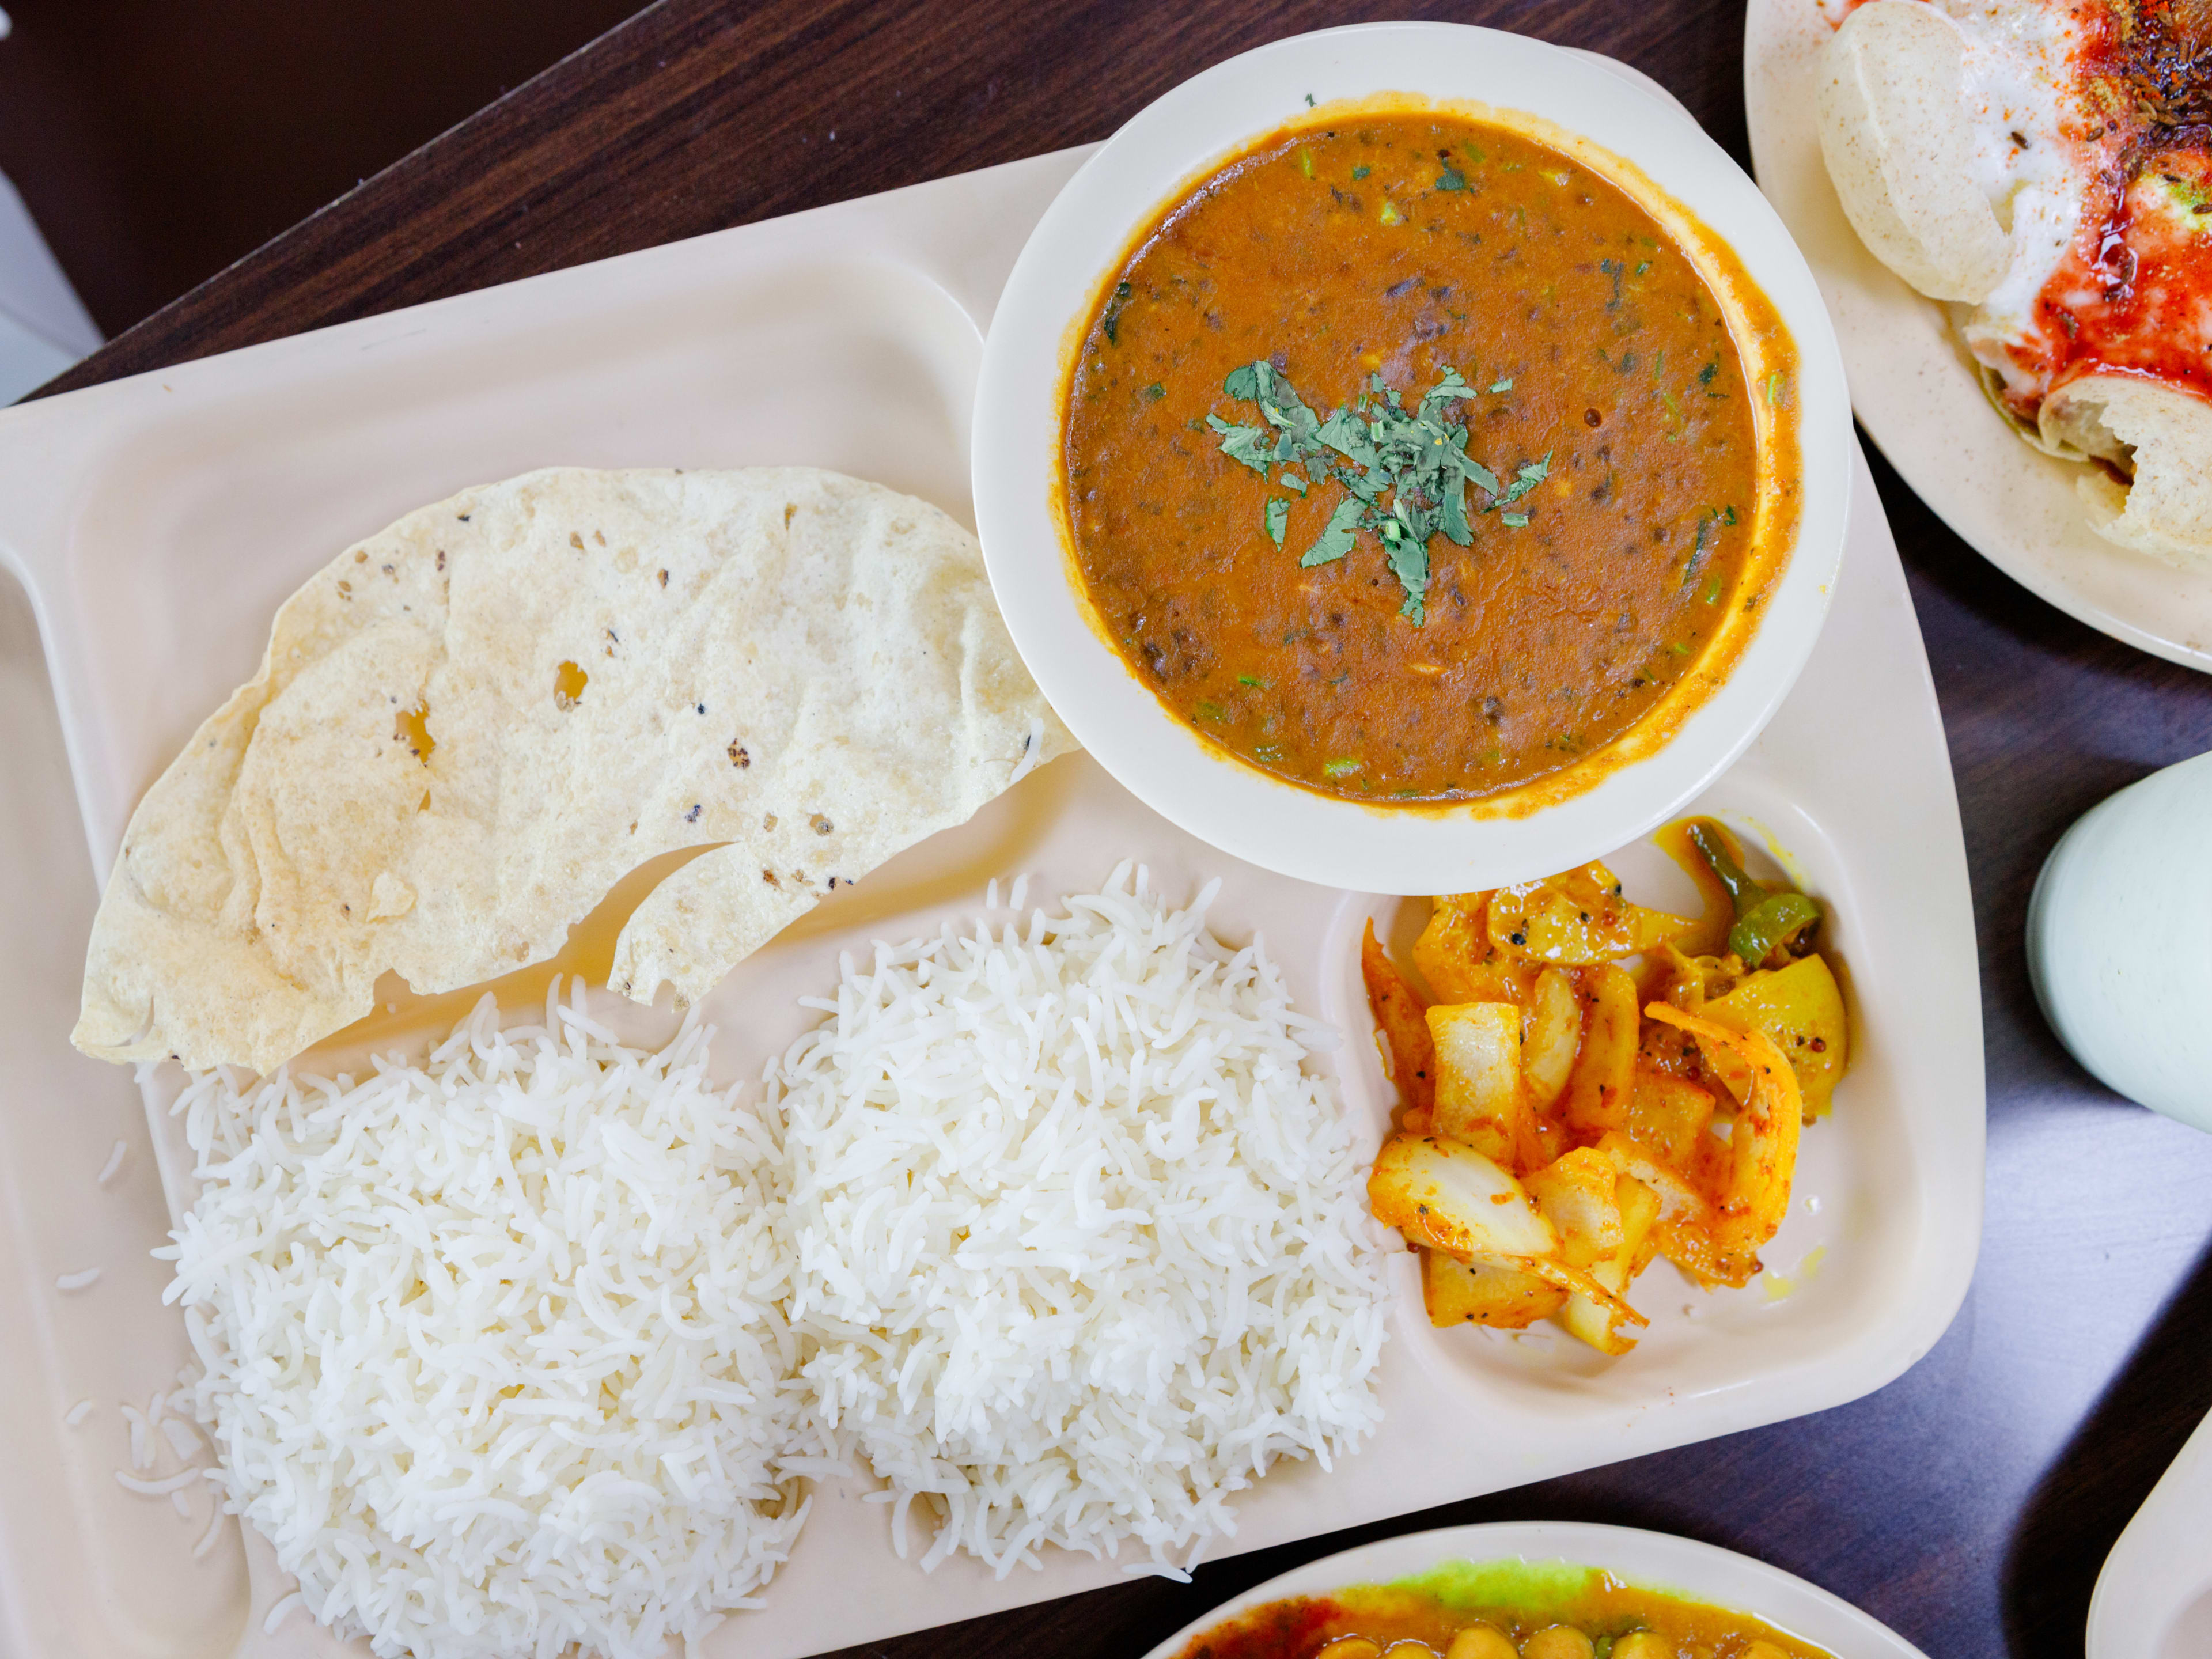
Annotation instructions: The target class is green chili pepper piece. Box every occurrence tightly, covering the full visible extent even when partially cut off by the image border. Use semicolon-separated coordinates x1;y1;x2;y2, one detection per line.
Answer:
1687;821;1763;915
1729;890;1821;967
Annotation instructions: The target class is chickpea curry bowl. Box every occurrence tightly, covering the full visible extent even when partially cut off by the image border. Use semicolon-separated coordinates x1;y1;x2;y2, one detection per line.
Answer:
974;28;1850;893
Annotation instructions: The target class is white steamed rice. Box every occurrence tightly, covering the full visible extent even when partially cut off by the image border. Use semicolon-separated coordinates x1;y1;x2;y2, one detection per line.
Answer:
774;863;1389;1578
160;987;805;1659
152;866;1389;1653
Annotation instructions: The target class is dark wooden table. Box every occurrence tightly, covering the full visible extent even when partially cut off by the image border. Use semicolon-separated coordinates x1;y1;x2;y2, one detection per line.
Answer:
39;2;2212;1654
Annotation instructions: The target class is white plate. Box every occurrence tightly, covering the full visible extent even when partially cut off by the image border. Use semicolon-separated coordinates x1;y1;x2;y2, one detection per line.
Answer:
976;22;1854;896
0;135;1982;1659
1742;0;2212;672
2089;1407;2212;1659
1137;1520;1931;1659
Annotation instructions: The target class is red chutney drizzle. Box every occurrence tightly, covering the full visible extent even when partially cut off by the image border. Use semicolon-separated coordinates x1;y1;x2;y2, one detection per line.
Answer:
2005;0;2212;407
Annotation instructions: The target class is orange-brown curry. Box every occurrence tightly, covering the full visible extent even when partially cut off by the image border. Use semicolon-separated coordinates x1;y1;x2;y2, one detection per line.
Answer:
1062;113;1778;805
1174;1575;1834;1659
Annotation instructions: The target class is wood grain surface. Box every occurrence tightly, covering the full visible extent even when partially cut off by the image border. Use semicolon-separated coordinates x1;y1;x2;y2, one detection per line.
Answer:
35;3;2212;1656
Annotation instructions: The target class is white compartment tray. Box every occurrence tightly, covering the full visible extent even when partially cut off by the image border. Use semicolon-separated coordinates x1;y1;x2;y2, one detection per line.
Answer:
0;145;1982;1659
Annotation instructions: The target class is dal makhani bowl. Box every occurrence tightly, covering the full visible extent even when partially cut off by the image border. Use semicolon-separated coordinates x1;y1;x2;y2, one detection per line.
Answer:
974;24;1850;893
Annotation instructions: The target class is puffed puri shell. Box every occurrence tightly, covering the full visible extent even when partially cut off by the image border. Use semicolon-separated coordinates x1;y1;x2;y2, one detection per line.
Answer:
72;467;1075;1075
1814;0;2012;304
2043;375;2212;569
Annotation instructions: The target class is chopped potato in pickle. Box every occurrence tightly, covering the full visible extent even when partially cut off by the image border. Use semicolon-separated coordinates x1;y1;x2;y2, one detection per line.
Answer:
1527;1147;1626;1269
1646;1004;1802;1271
1360;832;1849;1354
1428;1002;1525;1163
1368;1134;1556;1262
1559;1175;1663;1355
1423;1249;1567;1329
1624;1065;1718;1167
1363;919;1435;1118
1563;964;1638;1134
1703;953;1849;1118
1416;894;1536;1004
1521;968;1582;1109
1488;861;1692;964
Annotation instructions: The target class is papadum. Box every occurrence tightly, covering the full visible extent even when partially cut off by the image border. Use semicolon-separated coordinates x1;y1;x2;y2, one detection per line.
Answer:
74;467;1074;1074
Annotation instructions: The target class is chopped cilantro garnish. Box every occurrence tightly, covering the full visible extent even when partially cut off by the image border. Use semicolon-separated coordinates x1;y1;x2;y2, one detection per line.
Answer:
1463;141;1487;164
1209;360;1546;622
1488;376;1512;393
1323;757;1362;778
1382;520;1430;622
1683;506;1729;587
1351;164;1371;180
1698;361;1718;387
1299;147;1315;178
1500;511;1529;528
1488;453;1551;511
1142;381;1165;401
1435;166;1468;191
1379;201;1403;225
1666;642;1690;656
1304;92;1316;107
1765;370;1787;407
1101;281;1133;344
1634;259;1652;275
1238;673;1270;688
1301;498;1364;567
1206;414;1274;474
1196;700;1228;722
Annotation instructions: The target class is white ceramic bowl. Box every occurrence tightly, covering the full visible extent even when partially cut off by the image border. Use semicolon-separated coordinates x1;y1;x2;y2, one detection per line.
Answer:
2027;749;2212;1129
1136;1521;1930;1659
972;22;1851;895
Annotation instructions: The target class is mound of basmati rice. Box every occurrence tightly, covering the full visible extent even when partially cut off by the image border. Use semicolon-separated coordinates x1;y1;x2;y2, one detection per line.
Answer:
774;863;1389;1579
159;987;804;1659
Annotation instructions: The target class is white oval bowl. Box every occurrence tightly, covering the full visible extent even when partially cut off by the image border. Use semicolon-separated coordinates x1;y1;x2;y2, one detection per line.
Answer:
1137;1521;1930;1659
973;22;1851;894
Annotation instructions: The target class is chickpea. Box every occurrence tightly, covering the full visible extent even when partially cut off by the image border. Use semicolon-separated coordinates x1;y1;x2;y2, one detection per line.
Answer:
1521;1627;1597;1659
1446;1626;1518;1659
1316;1641;1383;1659
1610;1634;1676;1659
1381;1644;1441;1658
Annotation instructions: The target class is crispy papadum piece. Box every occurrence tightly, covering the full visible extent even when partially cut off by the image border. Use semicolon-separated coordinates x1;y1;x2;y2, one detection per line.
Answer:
1816;0;2010;303
75;467;1074;1073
